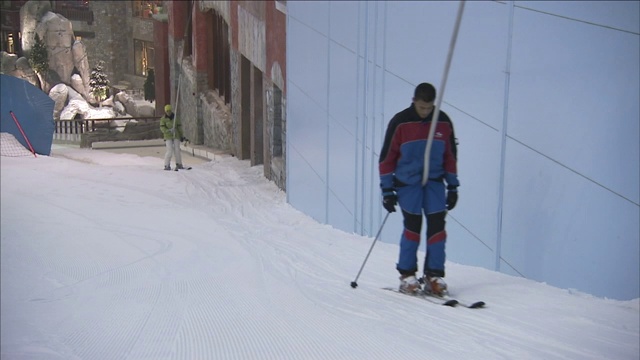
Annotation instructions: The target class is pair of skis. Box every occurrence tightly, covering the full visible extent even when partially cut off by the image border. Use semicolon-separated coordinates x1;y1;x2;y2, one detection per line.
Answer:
382;287;485;309
163;166;192;171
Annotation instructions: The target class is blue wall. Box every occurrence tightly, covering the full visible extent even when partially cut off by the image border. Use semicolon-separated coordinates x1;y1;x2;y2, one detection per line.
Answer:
286;1;639;300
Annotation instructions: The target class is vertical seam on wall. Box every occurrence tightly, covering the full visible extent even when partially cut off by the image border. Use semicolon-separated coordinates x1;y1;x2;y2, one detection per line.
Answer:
326;1;331;224
496;0;515;272
285;9;291;202
369;1;379;236
354;2;362;233
360;2;370;235
379;1;388;228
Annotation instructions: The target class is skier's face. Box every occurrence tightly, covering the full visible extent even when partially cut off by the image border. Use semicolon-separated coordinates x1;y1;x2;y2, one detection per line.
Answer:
413;99;434;119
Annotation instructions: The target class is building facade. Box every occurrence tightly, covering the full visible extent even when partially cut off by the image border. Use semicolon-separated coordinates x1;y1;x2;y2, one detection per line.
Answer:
69;0;160;91
1;0;159;93
157;1;286;189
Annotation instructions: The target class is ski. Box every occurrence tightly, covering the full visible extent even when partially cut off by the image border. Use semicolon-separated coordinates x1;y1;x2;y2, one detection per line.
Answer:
174;166;192;171
425;293;485;309
418;276;486;308
382;287;459;307
457;300;485;309
426;292;486;309
382;287;485;309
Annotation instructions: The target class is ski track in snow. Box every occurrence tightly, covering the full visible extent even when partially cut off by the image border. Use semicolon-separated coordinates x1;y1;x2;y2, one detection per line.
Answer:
1;153;638;360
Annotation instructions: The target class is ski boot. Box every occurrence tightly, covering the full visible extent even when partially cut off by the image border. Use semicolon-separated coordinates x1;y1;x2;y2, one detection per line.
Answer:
423;275;448;297
399;275;421;294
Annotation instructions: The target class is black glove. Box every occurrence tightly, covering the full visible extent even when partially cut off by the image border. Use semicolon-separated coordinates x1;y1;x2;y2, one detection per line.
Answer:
446;190;458;211
382;189;397;213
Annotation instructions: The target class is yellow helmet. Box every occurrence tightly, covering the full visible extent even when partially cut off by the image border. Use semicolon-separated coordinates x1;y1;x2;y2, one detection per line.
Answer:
164;104;172;112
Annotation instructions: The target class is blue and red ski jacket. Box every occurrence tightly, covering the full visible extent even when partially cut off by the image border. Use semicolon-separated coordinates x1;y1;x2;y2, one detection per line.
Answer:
379;103;459;191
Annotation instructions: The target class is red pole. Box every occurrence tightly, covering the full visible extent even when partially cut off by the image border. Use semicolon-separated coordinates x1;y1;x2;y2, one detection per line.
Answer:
9;111;37;158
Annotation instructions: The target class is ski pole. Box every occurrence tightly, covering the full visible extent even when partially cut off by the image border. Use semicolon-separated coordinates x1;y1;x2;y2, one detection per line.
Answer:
350;212;391;288
422;0;466;186
9;111;37;157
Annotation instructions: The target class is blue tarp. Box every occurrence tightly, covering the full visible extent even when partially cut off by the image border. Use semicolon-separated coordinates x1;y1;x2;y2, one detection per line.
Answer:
0;74;55;155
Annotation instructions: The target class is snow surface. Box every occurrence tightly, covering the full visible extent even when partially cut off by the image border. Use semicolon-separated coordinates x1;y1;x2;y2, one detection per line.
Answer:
1;145;638;360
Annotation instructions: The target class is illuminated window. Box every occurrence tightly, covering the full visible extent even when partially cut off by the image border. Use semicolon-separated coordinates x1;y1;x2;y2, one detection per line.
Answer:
132;0;162;19
7;33;15;53
134;39;155;76
74;31;95;39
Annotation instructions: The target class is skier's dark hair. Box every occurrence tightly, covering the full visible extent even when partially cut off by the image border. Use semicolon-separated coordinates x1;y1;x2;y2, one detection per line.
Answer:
414;83;436;103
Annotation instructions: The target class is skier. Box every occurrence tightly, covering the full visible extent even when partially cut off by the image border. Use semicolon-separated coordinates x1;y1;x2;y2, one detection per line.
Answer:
159;104;186;171
378;83;459;296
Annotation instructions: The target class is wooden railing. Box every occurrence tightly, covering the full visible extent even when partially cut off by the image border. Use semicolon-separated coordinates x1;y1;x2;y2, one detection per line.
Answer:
55;116;160;134
54;116;163;147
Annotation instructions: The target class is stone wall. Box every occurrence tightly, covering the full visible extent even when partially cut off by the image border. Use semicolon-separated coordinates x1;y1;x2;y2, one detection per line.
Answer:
70;2;151;89
265;82;286;191
264;82;286;190
202;89;232;152
174;53;233;153
267;62;286;190
175;59;198;143
82;1;129;84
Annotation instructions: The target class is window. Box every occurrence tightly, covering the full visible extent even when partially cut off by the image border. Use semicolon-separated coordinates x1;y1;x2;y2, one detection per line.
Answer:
207;11;231;104
74;31;95;39
184;5;192;57
132;0;162;19
273;86;283;157
4;32;15;53
134;39;154;76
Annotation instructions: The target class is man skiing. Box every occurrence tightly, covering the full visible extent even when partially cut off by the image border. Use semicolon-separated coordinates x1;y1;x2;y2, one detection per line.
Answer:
159;104;186;171
378;82;459;296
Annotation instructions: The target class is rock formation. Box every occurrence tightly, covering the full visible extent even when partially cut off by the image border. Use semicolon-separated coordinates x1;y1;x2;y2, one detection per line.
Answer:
8;0;150;122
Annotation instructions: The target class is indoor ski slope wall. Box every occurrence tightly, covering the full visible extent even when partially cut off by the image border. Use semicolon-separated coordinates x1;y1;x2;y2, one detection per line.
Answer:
285;1;639;300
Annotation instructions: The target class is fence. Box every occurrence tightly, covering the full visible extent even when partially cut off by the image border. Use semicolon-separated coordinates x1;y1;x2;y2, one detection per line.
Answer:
54;116;163;147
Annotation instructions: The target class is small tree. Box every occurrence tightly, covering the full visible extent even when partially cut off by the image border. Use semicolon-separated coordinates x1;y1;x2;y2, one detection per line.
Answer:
144;68;155;103
28;33;49;89
89;60;110;102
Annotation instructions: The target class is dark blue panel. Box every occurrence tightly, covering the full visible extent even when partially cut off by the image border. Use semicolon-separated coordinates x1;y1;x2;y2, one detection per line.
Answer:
0;74;55;155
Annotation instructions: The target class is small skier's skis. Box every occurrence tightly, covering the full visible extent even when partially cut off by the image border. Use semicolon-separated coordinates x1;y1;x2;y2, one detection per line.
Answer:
382;287;459;307
424;292;485;309
418;276;486;308
382;287;485;309
174;166;192;171
458;300;485;309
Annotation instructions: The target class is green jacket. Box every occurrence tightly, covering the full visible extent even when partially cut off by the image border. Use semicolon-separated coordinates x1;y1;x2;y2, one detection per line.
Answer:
160;112;183;140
